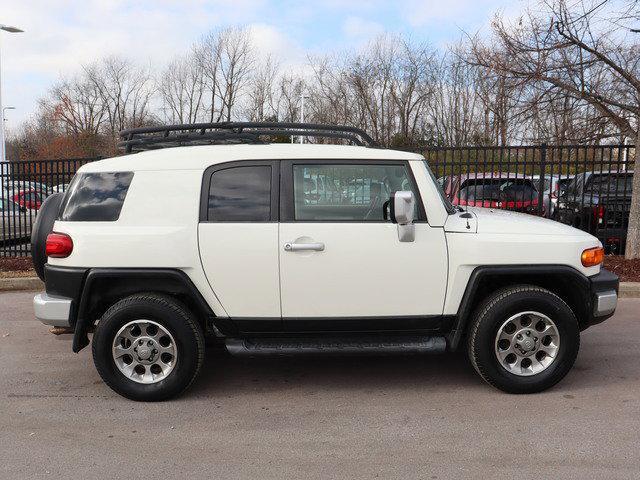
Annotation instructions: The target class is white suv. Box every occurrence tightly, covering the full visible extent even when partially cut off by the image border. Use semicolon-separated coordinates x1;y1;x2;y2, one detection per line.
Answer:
31;123;619;401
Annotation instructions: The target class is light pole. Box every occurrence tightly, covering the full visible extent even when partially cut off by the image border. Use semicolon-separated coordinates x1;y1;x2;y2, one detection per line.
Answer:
0;24;24;162
299;92;309;144
3;105;14;121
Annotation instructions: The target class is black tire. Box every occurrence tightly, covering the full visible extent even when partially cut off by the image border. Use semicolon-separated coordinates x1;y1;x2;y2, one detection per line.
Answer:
467;285;580;394
92;293;205;401
31;192;64;281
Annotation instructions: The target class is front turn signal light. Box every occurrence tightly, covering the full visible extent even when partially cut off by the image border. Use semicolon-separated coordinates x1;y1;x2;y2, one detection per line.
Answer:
581;247;604;267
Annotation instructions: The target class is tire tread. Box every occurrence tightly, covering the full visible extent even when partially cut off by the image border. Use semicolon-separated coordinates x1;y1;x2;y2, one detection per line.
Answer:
92;293;205;401
467;284;580;393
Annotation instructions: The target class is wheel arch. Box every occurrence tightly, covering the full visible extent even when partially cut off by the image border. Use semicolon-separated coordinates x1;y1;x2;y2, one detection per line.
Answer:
448;265;591;351
72;268;225;353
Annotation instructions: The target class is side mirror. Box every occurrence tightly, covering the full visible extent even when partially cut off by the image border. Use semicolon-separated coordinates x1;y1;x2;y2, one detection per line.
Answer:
389;191;415;242
390;191;415;225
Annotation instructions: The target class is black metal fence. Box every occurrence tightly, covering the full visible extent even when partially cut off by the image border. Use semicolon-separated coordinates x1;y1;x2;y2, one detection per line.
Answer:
1;158;98;257
421;144;636;253
0;144;636;258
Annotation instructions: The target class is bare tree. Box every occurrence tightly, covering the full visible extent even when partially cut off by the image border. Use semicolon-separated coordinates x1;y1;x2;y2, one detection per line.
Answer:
40;75;105;135
244;56;279;121
195;27;255;122
468;0;640;256
304;35;438;146
85;56;155;138
158;53;206;123
306;56;352;126
390;38;436;144
427;54;484;146
194;30;223;122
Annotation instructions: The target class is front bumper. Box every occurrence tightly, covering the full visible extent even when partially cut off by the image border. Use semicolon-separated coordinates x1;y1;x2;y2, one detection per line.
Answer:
33;292;72;327
593;290;617;317
586;268;619;328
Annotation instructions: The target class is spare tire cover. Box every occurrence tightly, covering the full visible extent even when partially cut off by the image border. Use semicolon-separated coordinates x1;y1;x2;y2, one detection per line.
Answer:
31;193;64;281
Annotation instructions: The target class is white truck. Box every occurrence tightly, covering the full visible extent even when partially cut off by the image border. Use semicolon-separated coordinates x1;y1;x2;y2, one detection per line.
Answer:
31;123;618;401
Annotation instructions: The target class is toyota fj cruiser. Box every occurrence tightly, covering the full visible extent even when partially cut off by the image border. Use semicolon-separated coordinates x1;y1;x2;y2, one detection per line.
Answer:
32;123;619;401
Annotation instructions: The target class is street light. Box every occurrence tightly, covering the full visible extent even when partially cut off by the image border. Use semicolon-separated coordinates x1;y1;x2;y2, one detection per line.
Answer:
297;92;310;144
3;105;15;121
0;24;23;162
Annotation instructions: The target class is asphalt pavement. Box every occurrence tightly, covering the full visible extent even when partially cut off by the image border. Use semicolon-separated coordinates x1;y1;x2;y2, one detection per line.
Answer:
1;290;639;479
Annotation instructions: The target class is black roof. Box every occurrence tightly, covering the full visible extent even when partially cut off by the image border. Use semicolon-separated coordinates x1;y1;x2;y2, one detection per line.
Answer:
118;122;378;153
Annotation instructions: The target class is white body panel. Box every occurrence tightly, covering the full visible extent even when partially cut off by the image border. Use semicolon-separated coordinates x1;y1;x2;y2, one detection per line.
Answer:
48;169;229;317
442;207;600;315
279;223;448;317
198;223;280;317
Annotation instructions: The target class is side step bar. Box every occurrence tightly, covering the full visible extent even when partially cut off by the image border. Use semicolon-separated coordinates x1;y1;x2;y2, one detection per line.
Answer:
225;335;447;357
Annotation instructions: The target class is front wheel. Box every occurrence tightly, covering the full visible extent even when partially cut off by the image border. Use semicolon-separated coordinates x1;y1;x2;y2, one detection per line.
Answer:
92;294;205;401
467;285;580;394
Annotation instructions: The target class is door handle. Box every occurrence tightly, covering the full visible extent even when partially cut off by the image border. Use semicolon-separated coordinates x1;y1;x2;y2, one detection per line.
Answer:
284;242;325;252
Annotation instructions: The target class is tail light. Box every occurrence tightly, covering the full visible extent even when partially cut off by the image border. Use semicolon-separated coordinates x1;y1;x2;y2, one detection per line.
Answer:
550;183;559;199
592;205;605;225
46;232;73;258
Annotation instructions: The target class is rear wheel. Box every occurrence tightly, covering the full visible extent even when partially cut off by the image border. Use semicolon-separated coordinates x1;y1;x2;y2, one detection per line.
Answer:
92;293;205;401
467;285;580;394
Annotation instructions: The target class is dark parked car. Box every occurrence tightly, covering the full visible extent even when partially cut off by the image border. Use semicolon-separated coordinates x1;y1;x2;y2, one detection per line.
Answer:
555;170;633;253
443;174;541;215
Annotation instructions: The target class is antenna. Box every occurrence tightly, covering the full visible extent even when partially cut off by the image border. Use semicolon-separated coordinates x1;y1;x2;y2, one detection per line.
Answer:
457;172;472;229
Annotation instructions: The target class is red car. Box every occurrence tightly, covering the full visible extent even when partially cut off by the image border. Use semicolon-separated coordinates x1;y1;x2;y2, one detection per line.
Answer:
12;189;44;210
443;173;542;215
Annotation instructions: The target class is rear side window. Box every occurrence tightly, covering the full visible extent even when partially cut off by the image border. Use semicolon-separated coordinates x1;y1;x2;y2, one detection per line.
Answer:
207;166;271;221
59;172;134;221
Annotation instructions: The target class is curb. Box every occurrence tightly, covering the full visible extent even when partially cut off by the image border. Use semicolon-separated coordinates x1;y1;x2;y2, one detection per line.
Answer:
0;276;43;292
619;282;640;298
1;276;640;298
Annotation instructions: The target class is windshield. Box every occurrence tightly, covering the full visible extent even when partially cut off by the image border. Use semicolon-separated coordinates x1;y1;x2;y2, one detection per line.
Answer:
534;179;551;192
460;183;502;201
565;172;632;196
459;178;537;202
585;174;633;194
558;178;572;195
502;183;537;202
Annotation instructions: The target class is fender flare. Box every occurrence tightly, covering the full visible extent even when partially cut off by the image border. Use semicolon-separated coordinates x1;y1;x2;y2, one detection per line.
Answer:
71;268;219;352
447;264;591;351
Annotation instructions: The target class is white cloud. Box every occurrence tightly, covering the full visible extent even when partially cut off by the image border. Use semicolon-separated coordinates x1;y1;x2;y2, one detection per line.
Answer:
0;0;275;125
249;23;296;59
343;16;385;40
400;0;518;28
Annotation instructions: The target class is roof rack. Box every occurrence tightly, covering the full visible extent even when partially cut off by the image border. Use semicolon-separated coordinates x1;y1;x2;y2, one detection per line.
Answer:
118;122;378;153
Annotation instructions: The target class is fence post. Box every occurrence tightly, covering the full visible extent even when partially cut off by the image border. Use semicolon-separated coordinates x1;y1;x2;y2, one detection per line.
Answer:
538;143;547;216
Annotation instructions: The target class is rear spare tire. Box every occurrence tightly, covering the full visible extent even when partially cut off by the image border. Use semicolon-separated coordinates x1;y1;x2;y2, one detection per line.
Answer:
31;192;64;281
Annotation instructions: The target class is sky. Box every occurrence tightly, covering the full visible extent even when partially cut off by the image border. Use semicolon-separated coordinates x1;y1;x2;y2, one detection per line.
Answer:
0;0;522;129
